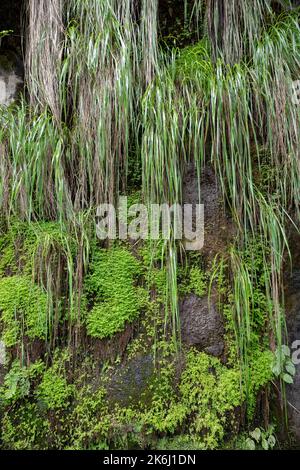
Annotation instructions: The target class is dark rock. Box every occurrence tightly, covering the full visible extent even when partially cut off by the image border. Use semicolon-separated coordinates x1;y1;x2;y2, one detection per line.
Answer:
179;293;225;357
183;163;235;260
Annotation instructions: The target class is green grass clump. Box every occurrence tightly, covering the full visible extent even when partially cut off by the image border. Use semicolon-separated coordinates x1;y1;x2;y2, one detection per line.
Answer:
85;248;148;339
0;276;48;347
175;38;212;81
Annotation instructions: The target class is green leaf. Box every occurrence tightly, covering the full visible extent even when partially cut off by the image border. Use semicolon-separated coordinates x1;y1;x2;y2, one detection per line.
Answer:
285;361;296;376
250;428;261;442
271;363;281;377
262;437;269;450
283;373;294;384
245;438;256;450
268;435;276;449
0;30;13;39
281;345;291;357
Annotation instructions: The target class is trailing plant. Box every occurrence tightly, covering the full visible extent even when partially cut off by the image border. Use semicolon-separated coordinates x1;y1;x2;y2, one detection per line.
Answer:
272;345;296;384
0;360;44;405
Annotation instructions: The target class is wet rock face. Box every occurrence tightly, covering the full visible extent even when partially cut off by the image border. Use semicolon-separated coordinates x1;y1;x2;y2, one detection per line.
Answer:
180;165;230;359
183;164;235;259
107;354;154;406
0;50;23;106
179;294;225;357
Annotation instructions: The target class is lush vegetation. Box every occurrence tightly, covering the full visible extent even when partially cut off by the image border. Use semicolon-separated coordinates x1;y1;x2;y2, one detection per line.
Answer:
0;0;300;450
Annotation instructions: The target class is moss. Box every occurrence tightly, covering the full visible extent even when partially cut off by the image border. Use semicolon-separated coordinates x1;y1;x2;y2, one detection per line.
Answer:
157;435;207;450
179;265;207;297
0;359;44;405
0;220;87;345
0;275;48;347
0;220;77;278
178;350;243;449
1;403;49;450
142;348;273;449
0;344;275;450
126;241;171;359
36;368;74;411
35;351;74;412
68;386;110;450
0;236;16;277
117;347;244;449
85;247;148;338
246;349;274;417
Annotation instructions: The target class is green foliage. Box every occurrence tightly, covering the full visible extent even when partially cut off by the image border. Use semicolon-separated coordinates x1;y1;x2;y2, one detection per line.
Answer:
132;348;245;449
1;403;49;450
179;265;207;297
157;434;206;450
237;425;277;450
0;360;44;405
272;345;296;384
68;386;110;450
0;345;275;450
141;357;181;435
0;276;48;346
246;349;274;416
0;30;13;39
179;350;243;449
0;233;16;277
175;39;211;80
36;363;74;411
237;238;273;349
85;247;148;338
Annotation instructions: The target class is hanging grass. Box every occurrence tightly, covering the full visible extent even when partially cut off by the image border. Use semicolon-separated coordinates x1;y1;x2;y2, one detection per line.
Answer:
25;0;64;121
141;9;300;375
205;0;272;63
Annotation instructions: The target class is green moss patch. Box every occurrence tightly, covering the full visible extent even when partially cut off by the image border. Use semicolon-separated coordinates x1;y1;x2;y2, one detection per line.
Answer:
85;247;148;339
0;275;48;347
